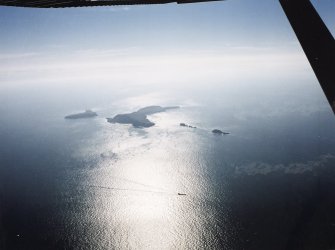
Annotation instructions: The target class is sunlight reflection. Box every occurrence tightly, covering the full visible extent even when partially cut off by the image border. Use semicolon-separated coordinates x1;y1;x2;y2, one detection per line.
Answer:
81;107;226;249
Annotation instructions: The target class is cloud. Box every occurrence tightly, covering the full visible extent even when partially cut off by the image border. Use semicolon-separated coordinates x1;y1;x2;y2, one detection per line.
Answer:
0;46;310;88
0;52;39;60
235;154;335;176
74;47;138;57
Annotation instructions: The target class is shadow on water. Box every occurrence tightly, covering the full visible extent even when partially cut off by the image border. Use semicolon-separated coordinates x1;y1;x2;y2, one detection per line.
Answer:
285;177;327;250
227;165;335;250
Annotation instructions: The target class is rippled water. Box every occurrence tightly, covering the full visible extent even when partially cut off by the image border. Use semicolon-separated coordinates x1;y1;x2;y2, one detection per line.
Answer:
1;79;335;249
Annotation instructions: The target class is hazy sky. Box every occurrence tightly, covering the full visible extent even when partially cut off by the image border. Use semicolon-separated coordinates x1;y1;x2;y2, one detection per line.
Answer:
0;0;334;52
0;0;334;87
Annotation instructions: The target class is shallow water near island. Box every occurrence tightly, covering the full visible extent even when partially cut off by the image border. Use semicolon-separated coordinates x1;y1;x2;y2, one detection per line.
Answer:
1;77;335;249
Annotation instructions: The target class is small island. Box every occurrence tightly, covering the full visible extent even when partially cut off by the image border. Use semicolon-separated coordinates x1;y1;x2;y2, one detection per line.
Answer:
180;123;197;129
65;110;98;119
107;106;179;128
212;129;230;135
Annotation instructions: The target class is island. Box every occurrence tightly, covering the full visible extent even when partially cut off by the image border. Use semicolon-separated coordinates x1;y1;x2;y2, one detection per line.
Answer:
107;106;179;128
65;110;98;119
212;129;230;135
180;123;197;129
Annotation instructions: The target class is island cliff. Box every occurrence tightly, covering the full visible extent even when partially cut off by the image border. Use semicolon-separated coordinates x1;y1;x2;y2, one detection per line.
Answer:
107;106;179;128
212;129;230;135
65;110;97;119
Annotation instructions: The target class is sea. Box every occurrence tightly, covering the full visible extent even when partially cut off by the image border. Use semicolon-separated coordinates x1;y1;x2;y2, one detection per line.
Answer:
1;74;335;250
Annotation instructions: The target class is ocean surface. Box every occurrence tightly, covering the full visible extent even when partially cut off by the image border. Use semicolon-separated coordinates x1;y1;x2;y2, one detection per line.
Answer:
1;77;335;250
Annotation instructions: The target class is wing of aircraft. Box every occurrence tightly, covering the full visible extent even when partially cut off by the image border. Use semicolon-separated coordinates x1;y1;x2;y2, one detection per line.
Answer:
0;0;222;8
0;0;334;113
279;0;335;114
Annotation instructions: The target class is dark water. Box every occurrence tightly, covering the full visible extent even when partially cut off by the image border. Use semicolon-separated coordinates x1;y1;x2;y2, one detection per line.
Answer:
1;78;335;249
